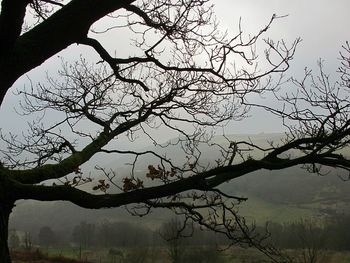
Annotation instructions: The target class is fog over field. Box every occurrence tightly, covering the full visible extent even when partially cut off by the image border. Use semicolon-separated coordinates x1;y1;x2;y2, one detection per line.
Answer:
2;1;350;262
7;0;350;236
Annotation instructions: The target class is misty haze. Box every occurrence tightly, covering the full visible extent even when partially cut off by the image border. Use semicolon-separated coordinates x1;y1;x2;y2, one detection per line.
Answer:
0;0;350;263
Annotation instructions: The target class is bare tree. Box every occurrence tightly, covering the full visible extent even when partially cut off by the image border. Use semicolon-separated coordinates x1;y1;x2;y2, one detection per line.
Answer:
38;226;56;248
159;218;190;263
295;219;328;263
8;230;20;250
72;221;95;249
23;232;32;251
0;0;349;262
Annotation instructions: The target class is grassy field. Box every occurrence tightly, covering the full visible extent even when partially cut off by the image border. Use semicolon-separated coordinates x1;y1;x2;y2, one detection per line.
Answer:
45;246;81;258
11;247;350;263
11;249;93;263
237;194;315;224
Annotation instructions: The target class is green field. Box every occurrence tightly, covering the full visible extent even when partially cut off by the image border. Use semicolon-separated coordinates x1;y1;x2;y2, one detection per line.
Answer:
237;194;316;224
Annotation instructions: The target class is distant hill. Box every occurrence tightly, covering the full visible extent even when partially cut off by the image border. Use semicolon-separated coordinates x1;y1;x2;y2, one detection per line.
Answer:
10;133;350;238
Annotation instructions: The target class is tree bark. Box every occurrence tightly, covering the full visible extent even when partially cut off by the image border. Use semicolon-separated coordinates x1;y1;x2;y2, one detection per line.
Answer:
0;202;13;263
0;0;135;105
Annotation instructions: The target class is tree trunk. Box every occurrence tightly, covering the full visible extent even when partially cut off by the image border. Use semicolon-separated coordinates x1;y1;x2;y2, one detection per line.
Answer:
0;202;13;263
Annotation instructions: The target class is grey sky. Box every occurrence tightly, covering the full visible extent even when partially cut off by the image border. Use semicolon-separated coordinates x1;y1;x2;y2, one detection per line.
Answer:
1;0;349;138
214;0;350;133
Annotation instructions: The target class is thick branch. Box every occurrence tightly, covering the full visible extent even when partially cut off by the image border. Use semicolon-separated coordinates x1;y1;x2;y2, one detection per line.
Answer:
13;175;202;208
39;0;64;7
11;150;350;206
124;4;171;32
0;0;28;51
10;112;151;184
0;0;136;104
9;131;113;184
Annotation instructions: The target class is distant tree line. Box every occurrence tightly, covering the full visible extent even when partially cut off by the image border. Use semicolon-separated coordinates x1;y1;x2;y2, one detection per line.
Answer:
8;214;350;263
9;214;350;252
72;220;151;248
267;215;350;251
25;218;224;250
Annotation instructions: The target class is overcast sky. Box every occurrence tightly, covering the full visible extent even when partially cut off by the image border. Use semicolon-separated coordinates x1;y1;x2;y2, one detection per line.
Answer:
1;0;349;140
215;0;348;65
212;0;349;134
